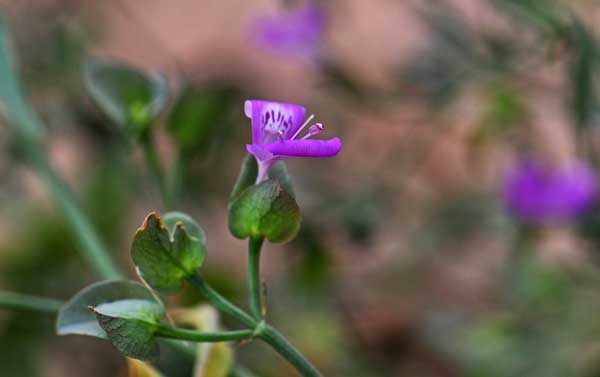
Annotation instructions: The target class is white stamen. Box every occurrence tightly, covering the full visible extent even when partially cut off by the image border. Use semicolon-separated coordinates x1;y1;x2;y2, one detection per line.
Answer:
291;114;315;140
302;123;326;139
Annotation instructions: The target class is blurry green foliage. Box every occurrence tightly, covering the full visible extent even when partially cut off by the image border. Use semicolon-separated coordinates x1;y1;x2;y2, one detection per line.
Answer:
83;59;168;139
168;85;235;152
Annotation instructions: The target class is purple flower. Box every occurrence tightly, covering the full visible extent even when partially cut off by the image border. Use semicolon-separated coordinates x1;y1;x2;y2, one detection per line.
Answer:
503;158;598;223
245;99;342;183
252;3;327;60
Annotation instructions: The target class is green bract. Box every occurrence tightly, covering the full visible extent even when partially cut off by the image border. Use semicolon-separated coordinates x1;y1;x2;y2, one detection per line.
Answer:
230;154;259;201
83;58;168;139
93;298;165;361
56;280;159;339
131;212;207;293
229;155;301;243
228;179;301;243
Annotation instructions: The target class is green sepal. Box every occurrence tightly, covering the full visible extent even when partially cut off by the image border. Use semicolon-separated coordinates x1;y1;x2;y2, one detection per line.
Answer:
230;154;258;201
92;298;165;361
230;155;294;199
228;179;301;243
56;280;159;339
83;58;168;139
131;212;207;293
268;160;295;198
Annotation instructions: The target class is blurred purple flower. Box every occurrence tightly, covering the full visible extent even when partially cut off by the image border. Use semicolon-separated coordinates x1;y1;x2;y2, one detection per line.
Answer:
503;158;598;222
245;99;342;183
252;3;327;60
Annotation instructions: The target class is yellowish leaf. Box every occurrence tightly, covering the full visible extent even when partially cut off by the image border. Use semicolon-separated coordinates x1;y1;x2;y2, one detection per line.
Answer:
170;305;234;377
127;358;165;377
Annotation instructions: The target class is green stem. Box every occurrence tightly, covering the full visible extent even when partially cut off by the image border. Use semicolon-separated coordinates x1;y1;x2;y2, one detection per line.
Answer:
258;325;322;377
170;147;189;207
248;237;264;320
141;134;172;209
29;148;122;280
188;273;322;377
155;324;253;342
187;273;257;328
0;290;62;314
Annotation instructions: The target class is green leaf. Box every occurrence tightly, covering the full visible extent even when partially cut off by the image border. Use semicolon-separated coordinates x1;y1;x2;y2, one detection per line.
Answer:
56;280;158;339
228;180;301;243
93;298;165;361
230;154;258;201
132;212;206;293
83;58;168;138
168;85;234;150
162;211;206;243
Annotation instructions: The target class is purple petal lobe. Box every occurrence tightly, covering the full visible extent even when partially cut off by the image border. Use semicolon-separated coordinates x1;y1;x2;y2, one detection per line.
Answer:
258;137;342;158
244;100;306;144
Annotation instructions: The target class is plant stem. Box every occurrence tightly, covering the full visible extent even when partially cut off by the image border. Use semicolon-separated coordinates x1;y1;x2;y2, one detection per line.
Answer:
141;135;172;209
248;237;264;320
170;147;189;207
155;324;253;342
187;273;257;328
258;325;322;377
0;290;62;314
28;148;123;280
188;273;322;377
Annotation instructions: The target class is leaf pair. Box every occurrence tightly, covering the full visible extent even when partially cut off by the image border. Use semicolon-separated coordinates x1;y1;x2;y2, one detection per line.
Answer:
56;280;165;361
57;211;208;361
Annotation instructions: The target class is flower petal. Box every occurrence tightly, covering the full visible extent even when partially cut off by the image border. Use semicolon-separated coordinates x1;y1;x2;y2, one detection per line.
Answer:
245;100;306;143
258;137;342;158
253;4;327;59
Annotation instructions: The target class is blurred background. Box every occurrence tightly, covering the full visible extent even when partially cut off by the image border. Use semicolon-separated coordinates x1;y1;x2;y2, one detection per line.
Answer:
4;0;600;376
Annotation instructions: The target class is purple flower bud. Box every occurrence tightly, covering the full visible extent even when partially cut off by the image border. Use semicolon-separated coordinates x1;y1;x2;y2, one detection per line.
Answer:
503;158;598;223
244;99;342;183
251;3;327;60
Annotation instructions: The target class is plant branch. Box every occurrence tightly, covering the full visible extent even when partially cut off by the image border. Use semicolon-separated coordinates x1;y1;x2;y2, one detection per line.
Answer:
187;273;257;328
27;147;123;280
248;237;264;320
155;324;253;342
258;325;322;377
0;290;62;315
140;134;172;209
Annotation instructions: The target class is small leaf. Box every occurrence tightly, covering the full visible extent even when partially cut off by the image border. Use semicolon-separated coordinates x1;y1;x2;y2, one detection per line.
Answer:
57;280;158;339
230;154;258;201
170;305;233;377
127;358;165;377
162;211;206;243
83;58;168;138
132;212;206;293
228;180;301;243
93;298;165;361
168;85;234;151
